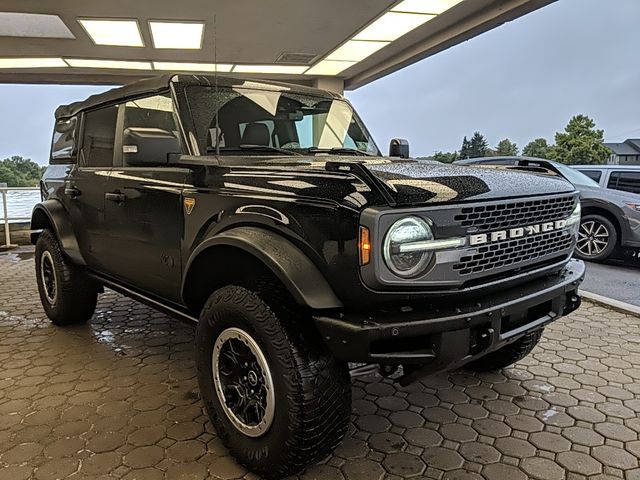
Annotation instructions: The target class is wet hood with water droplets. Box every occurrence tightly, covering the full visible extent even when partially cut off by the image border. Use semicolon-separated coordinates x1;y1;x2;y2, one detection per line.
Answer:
360;160;576;205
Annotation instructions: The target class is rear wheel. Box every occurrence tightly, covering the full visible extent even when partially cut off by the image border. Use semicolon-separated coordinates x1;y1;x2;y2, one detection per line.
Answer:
467;329;543;372
35;229;98;326
575;214;617;262
195;285;351;479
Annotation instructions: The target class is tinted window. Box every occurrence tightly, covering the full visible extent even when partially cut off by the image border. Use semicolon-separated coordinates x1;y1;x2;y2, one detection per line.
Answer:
51;117;77;161
578;169;602;182
608;171;640;194
121;94;181;166
81;105;118;167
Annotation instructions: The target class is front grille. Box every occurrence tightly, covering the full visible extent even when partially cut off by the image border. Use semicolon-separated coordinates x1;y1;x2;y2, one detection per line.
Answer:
454;196;575;232
453;230;574;275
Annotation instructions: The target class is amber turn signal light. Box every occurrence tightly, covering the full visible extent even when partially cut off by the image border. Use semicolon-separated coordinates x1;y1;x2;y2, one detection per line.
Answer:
359;226;371;265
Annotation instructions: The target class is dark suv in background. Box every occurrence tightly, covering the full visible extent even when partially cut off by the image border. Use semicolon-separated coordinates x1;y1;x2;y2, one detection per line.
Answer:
32;76;585;478
455;156;640;262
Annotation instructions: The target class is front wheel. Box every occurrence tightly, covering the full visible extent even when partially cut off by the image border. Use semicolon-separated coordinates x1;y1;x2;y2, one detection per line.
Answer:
35;229;98;326
195;286;351;479
574;214;617;262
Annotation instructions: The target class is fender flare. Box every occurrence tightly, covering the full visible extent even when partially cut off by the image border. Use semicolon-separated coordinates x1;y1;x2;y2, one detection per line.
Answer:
30;199;86;266
182;226;343;310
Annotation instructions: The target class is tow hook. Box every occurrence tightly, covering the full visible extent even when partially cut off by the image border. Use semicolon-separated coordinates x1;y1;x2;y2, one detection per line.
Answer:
472;327;495;354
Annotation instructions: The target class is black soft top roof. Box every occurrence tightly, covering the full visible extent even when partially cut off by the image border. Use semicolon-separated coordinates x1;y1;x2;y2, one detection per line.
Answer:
54;74;341;120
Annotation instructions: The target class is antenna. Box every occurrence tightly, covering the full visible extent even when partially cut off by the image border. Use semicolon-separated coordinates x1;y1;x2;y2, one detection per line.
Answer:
214;13;220;158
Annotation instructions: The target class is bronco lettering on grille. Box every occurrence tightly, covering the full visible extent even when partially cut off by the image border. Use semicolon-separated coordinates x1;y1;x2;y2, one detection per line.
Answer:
469;219;568;246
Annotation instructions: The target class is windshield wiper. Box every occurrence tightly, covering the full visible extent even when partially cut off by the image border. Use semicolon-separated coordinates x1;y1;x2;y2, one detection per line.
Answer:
305;147;375;157
206;144;302;156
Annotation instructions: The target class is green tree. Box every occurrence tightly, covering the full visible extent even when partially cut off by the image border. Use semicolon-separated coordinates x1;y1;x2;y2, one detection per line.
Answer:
468;131;489;158
0;156;44;187
551;115;610;165
433;151;458;163
495;138;519;156
459;136;472;159
522;138;552;159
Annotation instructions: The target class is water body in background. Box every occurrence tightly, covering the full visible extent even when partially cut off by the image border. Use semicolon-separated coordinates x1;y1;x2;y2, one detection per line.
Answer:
2;190;40;223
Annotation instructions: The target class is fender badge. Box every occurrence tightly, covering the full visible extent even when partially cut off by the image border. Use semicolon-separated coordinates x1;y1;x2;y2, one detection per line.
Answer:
184;197;196;215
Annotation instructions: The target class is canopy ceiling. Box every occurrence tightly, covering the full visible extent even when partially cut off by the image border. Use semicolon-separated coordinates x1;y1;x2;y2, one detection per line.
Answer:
0;0;555;90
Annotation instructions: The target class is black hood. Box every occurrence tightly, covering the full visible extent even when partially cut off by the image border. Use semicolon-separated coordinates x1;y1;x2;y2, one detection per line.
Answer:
206;156;576;208
360;159;576;206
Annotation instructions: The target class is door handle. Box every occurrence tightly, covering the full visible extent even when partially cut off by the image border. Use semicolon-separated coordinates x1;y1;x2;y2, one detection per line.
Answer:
64;187;81;198
105;192;126;203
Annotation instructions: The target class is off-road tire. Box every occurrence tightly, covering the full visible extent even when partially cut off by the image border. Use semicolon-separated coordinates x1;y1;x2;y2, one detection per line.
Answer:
195;285;351;479
467;329;543;372
35;229;98;325
574;214;618;262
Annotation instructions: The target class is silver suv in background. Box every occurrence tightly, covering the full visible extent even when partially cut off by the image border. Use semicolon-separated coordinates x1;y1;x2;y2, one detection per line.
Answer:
454;157;640;262
571;165;640;195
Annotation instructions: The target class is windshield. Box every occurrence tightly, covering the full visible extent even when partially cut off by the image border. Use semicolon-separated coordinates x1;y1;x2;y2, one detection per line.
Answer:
185;85;380;156
554;163;600;188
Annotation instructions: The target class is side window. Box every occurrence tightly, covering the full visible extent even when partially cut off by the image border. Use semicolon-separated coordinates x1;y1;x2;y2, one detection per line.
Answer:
579;170;602;182
122;94;181;167
81;105;118;167
608;171;640;194
51;117;77;161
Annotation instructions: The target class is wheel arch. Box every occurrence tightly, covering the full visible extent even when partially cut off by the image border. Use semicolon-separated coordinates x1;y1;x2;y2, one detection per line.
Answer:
580;204;623;246
30;200;86;266
181;226;343;315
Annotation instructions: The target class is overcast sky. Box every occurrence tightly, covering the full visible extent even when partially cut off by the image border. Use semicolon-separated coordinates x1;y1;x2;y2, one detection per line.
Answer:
0;0;638;164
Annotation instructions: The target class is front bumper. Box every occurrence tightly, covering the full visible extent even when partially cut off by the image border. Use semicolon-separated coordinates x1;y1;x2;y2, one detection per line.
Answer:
314;259;585;375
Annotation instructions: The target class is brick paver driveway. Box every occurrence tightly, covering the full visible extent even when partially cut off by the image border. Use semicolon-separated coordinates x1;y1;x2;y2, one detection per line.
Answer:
1;248;640;480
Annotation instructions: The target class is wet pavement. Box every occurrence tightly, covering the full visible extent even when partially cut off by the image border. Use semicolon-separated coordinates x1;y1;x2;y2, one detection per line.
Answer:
1;247;640;480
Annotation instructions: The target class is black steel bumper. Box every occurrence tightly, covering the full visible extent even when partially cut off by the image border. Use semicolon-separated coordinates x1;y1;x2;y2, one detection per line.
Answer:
314;259;585;375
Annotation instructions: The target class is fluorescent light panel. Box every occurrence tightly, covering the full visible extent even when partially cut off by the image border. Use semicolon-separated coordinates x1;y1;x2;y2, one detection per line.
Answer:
307;0;459;75
153;61;233;72
0;57;67;68
326;40;388;62
65;58;152;70
233;65;308;74
391;0;464;14
0;12;74;39
149;21;204;49
78;19;143;47
305;60;355;76
354;12;434;41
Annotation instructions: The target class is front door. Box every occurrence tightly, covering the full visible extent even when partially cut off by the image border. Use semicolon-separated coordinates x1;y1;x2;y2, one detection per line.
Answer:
102;93;187;301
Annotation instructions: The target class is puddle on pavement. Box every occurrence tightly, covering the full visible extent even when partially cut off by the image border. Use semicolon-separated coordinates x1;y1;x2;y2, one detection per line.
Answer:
0;248;35;261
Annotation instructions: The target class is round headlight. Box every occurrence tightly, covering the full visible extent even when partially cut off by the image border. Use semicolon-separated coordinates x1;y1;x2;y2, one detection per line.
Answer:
383;216;433;278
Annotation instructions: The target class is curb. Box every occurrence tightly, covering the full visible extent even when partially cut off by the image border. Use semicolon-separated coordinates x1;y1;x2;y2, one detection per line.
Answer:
580;290;640;316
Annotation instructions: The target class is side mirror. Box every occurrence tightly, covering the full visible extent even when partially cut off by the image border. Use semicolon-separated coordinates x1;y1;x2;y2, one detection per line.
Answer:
51;116;78;163
122;127;181;166
389;138;410;158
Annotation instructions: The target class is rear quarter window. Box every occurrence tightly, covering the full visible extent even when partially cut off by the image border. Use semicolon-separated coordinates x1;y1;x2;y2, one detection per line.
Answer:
607;171;640;194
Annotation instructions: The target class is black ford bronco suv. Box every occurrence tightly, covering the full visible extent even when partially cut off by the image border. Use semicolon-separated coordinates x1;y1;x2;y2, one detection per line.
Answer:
32;74;585;478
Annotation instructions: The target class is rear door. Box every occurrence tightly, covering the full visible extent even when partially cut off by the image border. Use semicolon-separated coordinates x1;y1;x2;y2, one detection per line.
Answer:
64;104;118;271
102;93;187;301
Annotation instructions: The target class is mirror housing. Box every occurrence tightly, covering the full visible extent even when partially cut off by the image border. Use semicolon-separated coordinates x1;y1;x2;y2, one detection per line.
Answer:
122;127;181;166
389;138;410;158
